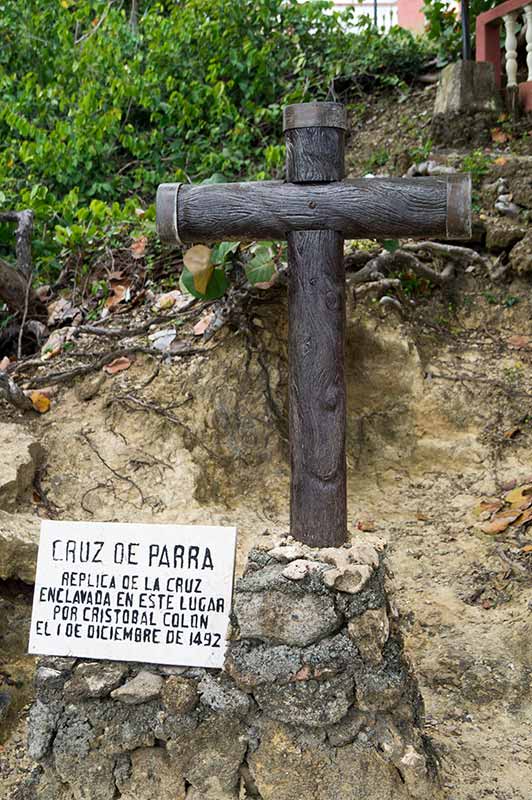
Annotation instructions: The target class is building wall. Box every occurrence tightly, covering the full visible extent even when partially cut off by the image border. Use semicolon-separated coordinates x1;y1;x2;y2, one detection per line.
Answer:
313;0;426;34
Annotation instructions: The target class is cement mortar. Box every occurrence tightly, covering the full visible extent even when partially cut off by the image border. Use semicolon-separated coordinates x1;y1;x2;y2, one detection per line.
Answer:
24;536;441;800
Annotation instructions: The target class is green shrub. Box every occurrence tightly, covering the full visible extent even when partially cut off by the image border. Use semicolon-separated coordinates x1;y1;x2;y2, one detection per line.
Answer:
0;0;433;280
422;0;498;63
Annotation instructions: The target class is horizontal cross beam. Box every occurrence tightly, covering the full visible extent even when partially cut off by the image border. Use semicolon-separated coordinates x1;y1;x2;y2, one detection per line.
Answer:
157;175;471;245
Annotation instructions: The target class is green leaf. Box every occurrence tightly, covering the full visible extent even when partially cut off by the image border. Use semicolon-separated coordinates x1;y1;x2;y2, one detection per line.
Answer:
382;239;400;253
180;265;228;300
245;243;276;286
211;241;240;265
200;173;227;185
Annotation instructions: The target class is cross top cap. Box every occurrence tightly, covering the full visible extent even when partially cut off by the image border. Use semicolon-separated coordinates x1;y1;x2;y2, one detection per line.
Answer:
283;102;348;132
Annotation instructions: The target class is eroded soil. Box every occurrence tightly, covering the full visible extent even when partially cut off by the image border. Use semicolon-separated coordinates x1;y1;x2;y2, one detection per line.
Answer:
1;85;531;799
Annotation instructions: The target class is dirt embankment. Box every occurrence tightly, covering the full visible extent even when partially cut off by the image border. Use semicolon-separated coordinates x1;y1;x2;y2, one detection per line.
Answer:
1;85;531;798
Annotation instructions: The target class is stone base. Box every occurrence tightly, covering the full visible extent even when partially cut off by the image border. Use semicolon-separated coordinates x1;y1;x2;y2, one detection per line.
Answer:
24;535;442;800
432;60;502;147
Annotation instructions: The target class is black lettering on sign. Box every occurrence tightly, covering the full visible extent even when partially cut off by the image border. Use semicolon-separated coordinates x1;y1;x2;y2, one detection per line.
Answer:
148;544;215;570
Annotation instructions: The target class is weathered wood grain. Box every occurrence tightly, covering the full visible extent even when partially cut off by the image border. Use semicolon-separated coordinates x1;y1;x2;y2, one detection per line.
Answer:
285;128;345;182
283;102;348;132
288;229;347;546
174;176;471;244
285;104;348;547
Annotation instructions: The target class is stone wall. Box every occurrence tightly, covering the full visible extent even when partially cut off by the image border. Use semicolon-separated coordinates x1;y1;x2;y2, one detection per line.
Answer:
23;535;441;800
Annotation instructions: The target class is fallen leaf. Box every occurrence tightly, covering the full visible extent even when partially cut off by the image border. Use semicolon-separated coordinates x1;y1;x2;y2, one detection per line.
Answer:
30;391;51;414
494;156;508;166
473;497;504;516
491;127;510;144
183;245;213;294
515;507;532;527
105;283;129;309
504;426;521;439
481;509;521;534
47;297;76;326
507;335;530;350
520;544;532;553
481;599;492;610
148;328;176;351
0;356;10;371
505;483;532;509
103;356;131;375
131;235;148;259
415;512;430;521
107;270;124;281
356;519;376;532
154;290;186;311
193;313;214;336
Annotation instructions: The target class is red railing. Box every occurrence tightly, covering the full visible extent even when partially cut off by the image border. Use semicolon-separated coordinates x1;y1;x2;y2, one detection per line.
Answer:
476;0;532;110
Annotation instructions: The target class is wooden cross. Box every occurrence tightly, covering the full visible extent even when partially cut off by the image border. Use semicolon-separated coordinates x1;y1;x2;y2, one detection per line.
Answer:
156;102;471;549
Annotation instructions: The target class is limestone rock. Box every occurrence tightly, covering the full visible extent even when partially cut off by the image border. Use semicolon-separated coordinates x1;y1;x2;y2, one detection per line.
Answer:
347;607;390;664
64;662;127;700
161;675;198;715
268;543;309;562
111;670;163;705
27;699;60;760
322;563;372;594
248;719;418;800
55;750;116;800
254;674;354;727
511;176;532;209
281;559;324;580
198;673;250;717
0;423;44;512
0;510;40;582
234;589;341;646
167;716;246;799
225;641;302;690
116;747;186;800
76;373;106;402
485;220;526;253
509;231;532;275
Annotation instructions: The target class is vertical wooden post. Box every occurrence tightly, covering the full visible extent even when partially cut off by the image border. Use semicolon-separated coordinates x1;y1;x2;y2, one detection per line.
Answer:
284;102;348;548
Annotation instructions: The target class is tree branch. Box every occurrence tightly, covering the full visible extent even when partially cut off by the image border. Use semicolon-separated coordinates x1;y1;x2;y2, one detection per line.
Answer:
0;372;34;412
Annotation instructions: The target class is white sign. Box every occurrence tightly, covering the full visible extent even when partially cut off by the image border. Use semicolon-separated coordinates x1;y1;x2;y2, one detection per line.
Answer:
29;520;237;668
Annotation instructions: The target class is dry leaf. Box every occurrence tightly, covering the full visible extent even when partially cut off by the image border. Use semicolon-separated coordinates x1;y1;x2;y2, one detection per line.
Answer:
473;497;504;516
184;245;213;294
507;335;530;350
504;426;521;439
103;356;131;375
356;519;376;532
505;483;532;508
491;128;510;144
0;356;11;371
131;235;148;259
415;512;430;521
193;313;214;336
520;544;532;553
481;509;521;534
105;283;129;309
30;391;51;414
515;507;532;527
155;290;185;311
